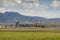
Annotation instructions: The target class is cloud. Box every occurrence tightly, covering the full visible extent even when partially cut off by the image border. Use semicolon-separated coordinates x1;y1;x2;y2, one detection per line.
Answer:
0;0;40;13
15;0;22;4
0;0;52;18
50;0;60;8
0;0;60;18
21;0;40;9
22;2;33;9
0;8;7;13
3;0;15;5
1;0;40;9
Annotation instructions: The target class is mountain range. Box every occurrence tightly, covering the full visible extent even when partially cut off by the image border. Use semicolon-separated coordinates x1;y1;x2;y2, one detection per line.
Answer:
0;12;60;25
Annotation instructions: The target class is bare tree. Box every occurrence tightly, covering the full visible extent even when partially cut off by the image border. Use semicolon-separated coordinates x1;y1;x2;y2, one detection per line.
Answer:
15;22;19;27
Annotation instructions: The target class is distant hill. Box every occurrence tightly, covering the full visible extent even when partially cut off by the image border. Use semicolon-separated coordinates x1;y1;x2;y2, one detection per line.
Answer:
0;12;48;22
0;12;60;26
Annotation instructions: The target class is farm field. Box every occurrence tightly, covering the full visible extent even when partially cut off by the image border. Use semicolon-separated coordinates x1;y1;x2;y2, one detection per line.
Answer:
0;28;60;40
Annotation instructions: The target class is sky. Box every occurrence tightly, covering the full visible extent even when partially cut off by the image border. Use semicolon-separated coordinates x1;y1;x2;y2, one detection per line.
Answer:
0;0;60;18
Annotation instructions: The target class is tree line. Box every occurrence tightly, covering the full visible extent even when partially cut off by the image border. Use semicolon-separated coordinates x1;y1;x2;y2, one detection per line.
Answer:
15;22;45;28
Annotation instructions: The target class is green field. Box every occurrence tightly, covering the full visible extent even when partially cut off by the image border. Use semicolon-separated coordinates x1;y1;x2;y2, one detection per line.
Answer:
0;32;60;40
0;28;60;40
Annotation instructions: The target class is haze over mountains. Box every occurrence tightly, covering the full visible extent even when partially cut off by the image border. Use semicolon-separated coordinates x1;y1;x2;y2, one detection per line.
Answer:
0;12;60;24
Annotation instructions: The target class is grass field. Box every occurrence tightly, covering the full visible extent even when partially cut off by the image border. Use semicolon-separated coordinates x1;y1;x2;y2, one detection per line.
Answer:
0;28;60;40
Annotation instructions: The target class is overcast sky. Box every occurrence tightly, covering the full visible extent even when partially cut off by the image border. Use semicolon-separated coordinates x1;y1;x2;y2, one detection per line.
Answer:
0;0;60;18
